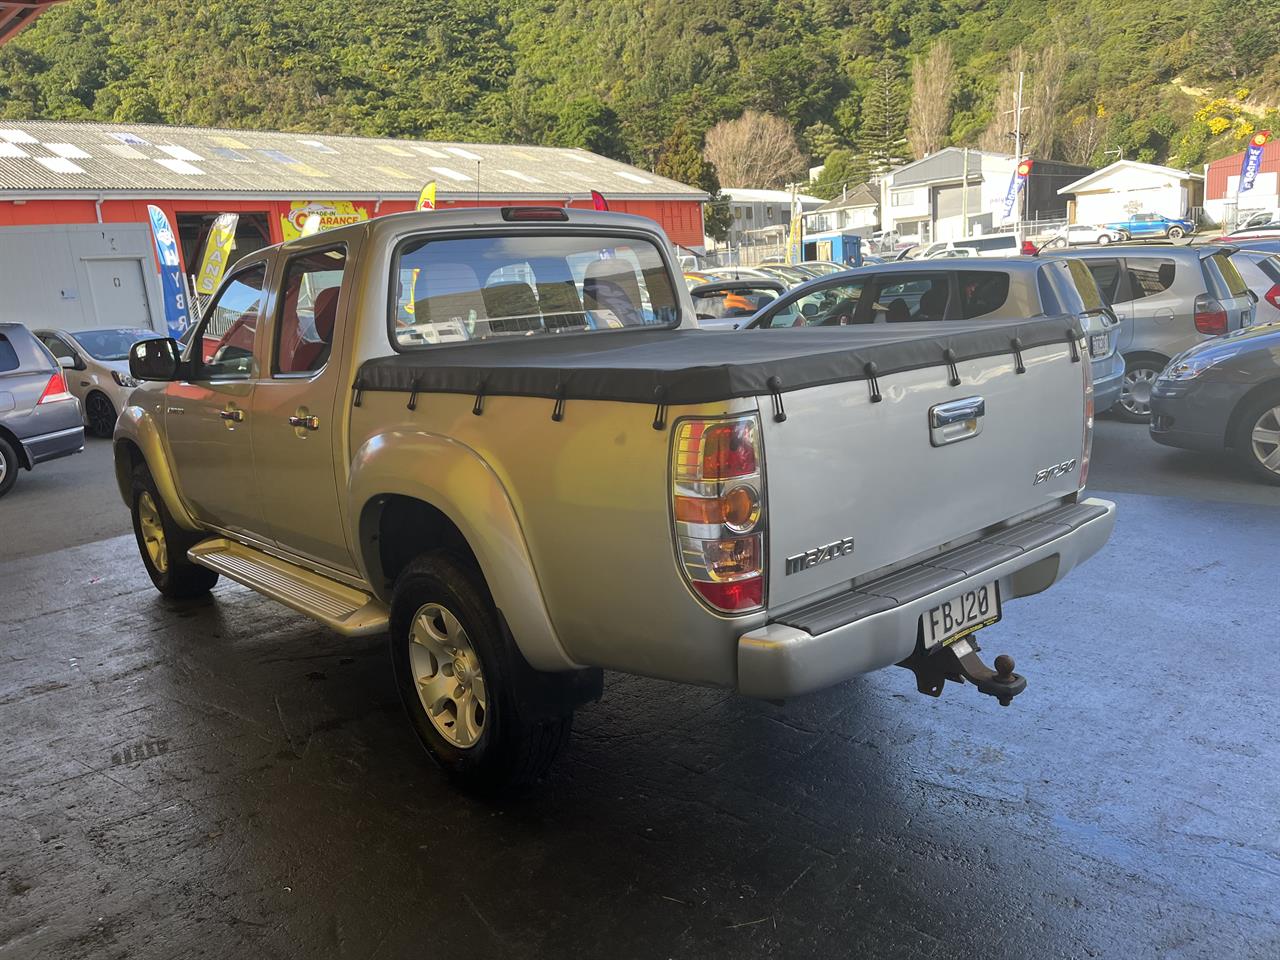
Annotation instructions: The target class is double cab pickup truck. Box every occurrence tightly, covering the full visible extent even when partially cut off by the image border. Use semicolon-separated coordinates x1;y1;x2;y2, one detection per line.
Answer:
115;208;1115;790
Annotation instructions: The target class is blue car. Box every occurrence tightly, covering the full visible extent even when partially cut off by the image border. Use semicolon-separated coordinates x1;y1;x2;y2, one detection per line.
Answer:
1103;213;1196;241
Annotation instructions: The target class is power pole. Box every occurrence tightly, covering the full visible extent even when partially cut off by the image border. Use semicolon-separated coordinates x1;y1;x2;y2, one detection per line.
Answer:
1014;70;1026;230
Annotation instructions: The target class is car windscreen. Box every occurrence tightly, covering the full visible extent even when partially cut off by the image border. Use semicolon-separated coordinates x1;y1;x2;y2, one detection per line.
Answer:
390;233;679;348
70;328;162;361
1205;252;1249;298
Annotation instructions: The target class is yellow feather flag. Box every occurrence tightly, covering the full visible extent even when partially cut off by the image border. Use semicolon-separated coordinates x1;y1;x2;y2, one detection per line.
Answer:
417;180;437;211
193;213;238;296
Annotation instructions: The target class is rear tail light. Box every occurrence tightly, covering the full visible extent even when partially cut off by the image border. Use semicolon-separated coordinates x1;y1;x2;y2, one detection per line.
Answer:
1193;294;1228;335
37;370;74;404
672;415;766;614
1265;283;1280;311
500;206;569;222
1080;348;1094;490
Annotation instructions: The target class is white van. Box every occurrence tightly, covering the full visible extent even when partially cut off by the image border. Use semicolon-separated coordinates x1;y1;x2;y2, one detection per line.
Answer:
915;233;1024;259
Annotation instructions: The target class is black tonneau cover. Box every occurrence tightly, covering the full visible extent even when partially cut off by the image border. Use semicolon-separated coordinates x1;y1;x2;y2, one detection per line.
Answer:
355;316;1081;407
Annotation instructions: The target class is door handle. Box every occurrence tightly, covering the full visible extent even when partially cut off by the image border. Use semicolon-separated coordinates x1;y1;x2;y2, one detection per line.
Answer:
219;408;244;422
929;396;985;447
288;414;320;431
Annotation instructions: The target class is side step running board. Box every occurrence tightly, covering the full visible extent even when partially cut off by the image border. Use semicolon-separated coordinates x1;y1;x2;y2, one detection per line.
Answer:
189;538;389;637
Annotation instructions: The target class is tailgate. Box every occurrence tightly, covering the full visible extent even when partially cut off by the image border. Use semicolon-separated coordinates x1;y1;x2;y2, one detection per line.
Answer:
762;337;1087;609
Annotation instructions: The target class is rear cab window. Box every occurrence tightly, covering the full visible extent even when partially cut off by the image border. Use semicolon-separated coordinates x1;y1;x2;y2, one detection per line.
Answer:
391;233;679;348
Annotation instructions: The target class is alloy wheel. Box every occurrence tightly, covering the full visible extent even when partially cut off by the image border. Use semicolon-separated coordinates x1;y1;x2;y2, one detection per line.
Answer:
1250;405;1280;475
87;393;116;437
137;491;168;574
1120;366;1159;417
409;602;487;749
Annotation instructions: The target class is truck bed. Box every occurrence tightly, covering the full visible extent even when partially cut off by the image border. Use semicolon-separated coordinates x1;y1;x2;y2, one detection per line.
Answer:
354;317;1082;407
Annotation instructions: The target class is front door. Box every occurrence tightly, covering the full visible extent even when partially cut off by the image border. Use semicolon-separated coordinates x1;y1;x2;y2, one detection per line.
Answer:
86;258;152;328
165;262;270;540
249;245;353;571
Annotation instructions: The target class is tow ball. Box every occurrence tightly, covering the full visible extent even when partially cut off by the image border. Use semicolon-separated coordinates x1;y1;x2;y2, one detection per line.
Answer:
900;637;1027;707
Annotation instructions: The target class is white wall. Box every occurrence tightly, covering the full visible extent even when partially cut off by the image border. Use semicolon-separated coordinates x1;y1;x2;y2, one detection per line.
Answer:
1204;171;1280;225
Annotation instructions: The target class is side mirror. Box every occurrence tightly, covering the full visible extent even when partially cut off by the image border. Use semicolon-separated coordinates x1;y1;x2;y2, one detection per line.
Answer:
801;302;819;317
129;337;183;382
58;355;78;370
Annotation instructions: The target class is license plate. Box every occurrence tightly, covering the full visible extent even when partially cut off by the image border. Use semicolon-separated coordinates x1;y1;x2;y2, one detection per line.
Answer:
921;582;1001;648
1089;333;1109;357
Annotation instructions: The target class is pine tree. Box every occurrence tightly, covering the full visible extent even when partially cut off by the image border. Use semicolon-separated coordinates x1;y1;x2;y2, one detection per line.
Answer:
858;60;909;177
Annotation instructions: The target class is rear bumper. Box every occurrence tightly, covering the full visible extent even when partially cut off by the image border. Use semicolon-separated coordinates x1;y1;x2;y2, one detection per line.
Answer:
1092;352;1124;413
22;424;85;466
736;498;1116;699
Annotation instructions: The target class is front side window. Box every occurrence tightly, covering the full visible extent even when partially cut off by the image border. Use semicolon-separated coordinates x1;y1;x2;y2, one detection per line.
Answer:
871;273;950;322
37;334;77;362
391;233;679;349
956;272;1011;319
276;247;346;375
758;280;866;328
1125;257;1176;300
190;265;267;380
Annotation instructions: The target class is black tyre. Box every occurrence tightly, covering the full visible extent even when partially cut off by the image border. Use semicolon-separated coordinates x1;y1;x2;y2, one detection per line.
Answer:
390;552;573;792
1097;233;1112;246
85;391;117;438
1233;389;1280;486
0;435;18;498
130;463;219;598
1168;226;1185;240
1117;357;1166;423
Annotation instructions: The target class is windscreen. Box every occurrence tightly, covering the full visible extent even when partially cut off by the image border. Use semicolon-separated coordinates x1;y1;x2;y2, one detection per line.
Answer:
71;328;162;361
391;233;680;348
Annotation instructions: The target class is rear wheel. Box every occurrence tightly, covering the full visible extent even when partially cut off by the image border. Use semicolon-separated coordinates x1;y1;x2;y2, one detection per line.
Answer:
85;391;117;438
1234;391;1280;485
130;463;219;598
1168;226;1186;240
1117;358;1165;423
390;552;573;792
0;436;19;498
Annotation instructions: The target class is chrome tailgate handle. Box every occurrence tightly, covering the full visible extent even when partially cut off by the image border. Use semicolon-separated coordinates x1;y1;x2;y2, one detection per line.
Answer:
929;396;985;447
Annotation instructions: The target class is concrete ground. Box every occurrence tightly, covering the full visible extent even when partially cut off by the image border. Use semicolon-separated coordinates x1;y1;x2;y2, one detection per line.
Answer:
1;424;1278;959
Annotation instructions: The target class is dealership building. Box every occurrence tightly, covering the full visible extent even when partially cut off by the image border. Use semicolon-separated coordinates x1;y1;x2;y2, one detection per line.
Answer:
0;120;706;333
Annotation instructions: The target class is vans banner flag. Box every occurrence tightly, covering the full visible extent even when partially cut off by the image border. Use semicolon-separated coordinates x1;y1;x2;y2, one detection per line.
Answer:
1239;131;1271;193
146;205;191;338
1002;159;1034;220
193;213;238;297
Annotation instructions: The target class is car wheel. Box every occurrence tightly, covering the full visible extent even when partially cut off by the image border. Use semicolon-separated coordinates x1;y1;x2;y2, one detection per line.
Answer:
1097;233;1112;245
130;462;219;598
390;551;573;792
1117;358;1165;423
1168;226;1185;240
1052;237;1068;248
85;391;117;439
1234;390;1280;485
0;435;19;498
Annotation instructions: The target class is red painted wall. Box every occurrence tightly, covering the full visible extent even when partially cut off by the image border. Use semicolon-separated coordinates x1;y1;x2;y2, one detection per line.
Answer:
1205;141;1280;200
0;195;706;273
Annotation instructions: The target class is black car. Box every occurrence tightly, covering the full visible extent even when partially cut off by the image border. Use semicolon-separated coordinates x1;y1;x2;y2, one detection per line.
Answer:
1149;322;1280;484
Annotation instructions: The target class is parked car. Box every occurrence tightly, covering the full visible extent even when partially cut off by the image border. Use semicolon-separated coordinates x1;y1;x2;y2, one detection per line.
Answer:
1043;224;1122;247
1150;321;1280;484
742;258;1125;413
1103;213;1196;241
1234;210;1280;232
690;279;786;329
1211;230;1280;247
797;260;849;276
34;327;163;437
1222;248;1280;325
1041;246;1254;421
913;234;1027;259
115;207;1113;790
0;322;84;497
925;247;978;259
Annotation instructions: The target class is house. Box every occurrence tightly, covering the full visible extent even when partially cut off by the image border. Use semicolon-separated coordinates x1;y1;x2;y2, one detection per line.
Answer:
880;148;1093;243
711;188;826;250
0;119;707;333
1058;160;1204;226
802;183;879;236
1203;140;1280;227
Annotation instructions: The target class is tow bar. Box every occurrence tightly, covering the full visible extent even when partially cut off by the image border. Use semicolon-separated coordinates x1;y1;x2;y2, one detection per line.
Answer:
900;637;1027;707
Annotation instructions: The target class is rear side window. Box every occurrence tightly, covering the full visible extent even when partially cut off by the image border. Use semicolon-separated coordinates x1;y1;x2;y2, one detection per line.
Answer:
968;235;1017;253
1084;260;1122;301
391;233;679;348
956;272;1011;318
276;246;346;375
1037;269;1063;314
1206;252;1248;297
1065;259;1106;312
0;334;18;373
872;273;950;322
1125;258;1176;300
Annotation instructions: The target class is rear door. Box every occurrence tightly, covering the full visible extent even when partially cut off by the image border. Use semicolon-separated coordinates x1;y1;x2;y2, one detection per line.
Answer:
249;244;355;571
1122;256;1178;355
1202;250;1254;332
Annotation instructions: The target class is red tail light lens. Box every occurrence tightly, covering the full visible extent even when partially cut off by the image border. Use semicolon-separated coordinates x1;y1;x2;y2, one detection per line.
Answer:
1266;283;1280;310
1194;294;1228;335
671;415;766;614
37;371;73;404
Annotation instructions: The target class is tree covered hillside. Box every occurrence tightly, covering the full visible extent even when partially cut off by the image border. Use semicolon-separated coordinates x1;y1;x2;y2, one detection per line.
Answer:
1;0;1278;182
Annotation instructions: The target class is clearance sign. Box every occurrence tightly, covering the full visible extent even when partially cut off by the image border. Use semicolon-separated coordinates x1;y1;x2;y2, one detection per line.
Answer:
280;200;369;241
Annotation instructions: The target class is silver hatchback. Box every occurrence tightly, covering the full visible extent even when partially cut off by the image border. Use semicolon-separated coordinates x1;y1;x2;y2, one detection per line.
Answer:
1042;245;1255;421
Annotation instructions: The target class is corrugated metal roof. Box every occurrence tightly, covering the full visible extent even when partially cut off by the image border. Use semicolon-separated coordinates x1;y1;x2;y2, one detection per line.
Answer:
0;120;706;200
